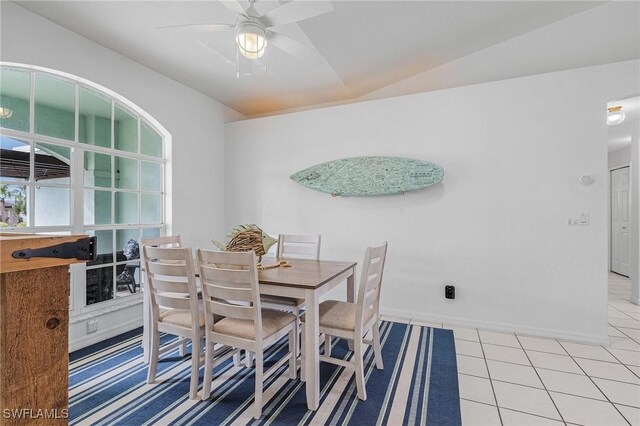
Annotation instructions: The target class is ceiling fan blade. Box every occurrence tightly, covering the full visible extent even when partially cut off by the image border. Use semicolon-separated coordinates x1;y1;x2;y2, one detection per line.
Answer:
219;0;246;16
268;33;325;66
157;23;235;33
197;41;236;67
263;1;333;28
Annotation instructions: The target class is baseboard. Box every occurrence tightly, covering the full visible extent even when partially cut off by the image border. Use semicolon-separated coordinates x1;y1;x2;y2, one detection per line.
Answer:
379;308;610;346
69;317;143;352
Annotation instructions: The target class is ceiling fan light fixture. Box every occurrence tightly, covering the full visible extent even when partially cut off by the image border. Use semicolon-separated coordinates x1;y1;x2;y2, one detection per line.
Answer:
236;21;267;60
607;105;625;126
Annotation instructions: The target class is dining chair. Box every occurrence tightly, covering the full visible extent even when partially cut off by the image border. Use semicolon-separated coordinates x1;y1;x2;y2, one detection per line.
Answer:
143;245;204;399
197;249;297;419
276;234;321;260
261;234;321;359
300;242;388;401
141;235;187;357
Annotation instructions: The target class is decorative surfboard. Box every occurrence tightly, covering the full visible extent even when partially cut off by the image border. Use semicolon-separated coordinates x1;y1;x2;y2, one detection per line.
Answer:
290;156;444;197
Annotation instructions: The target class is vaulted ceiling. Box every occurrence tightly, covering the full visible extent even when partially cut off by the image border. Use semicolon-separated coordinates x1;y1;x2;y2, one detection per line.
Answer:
13;1;640;117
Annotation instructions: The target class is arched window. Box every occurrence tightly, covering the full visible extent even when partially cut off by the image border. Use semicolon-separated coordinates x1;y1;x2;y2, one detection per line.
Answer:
0;63;168;311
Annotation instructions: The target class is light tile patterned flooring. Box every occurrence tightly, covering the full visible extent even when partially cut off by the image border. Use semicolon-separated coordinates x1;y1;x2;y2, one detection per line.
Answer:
389;273;640;425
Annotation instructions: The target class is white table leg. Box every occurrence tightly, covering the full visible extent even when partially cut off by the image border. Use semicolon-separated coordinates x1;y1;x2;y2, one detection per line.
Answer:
347;269;355;351
304;289;320;410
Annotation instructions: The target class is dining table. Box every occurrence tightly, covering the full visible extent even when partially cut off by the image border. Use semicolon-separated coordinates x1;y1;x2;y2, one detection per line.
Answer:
141;257;357;411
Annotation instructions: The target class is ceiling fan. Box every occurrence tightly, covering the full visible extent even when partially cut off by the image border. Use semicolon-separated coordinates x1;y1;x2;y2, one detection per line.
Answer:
158;0;333;76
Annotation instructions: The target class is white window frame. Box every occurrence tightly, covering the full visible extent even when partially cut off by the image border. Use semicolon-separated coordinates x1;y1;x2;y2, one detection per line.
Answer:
0;62;172;317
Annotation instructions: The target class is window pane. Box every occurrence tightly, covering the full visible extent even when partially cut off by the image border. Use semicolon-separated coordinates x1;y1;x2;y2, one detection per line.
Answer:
84;151;111;188
115;191;138;223
34;74;75;141
0;69;30;132
142;228;161;239
116;228;140;259
86;229;115;305
141;194;162;224
141;122;162;158
86;266;114;305
35;143;71;184
87;229;113;266
0;137;30;182
84;189;112;225
79;88;111;148
116;261;140;296
114;105;137;153
141;161;162;191
115;156;137;190
115;228;140;296
35;186;70;226
0;184;28;227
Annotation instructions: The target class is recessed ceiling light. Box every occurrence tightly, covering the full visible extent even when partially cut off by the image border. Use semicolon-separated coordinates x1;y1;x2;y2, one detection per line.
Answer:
607;106;625;126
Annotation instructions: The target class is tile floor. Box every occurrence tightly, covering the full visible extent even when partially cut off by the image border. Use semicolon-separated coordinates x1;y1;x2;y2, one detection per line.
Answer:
394;273;640;425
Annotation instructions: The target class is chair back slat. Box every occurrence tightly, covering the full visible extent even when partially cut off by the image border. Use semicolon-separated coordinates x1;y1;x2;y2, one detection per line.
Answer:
202;281;252;302
197;249;261;333
147;262;188;277
201;250;257;266
155;294;192;310
277;234;321;260
205;299;255;320
279;234;319;244
199;265;254;285
141;235;182;248
151;278;190;294
144;246;190;261
356;242;388;329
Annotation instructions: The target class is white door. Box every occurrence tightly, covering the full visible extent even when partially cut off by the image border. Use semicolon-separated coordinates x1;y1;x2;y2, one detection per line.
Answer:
611;166;631;276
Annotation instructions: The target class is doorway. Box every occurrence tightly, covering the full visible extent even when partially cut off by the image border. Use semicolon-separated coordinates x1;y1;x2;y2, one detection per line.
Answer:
610;166;631;276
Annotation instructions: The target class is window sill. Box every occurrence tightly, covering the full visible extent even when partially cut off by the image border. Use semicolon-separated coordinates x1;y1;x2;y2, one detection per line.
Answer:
70;295;142;323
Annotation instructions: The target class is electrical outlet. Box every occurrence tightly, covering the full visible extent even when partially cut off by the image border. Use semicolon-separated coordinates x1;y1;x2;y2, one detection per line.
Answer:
445;285;455;300
87;319;98;334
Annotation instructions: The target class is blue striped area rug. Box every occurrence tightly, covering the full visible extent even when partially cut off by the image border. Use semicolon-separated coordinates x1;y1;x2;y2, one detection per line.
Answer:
69;321;461;425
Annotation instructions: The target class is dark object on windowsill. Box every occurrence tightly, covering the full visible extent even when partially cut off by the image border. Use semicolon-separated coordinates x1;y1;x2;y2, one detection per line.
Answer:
123;238;139;260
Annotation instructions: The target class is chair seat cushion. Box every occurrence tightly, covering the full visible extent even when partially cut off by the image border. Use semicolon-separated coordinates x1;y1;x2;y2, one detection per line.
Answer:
212;309;296;340
159;309;205;328
300;300;376;331
159;309;223;328
261;294;304;308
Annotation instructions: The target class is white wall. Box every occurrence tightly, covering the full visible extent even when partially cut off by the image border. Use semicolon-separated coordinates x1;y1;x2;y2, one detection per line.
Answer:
1;2;243;349
608;146;631;169
226;60;640;344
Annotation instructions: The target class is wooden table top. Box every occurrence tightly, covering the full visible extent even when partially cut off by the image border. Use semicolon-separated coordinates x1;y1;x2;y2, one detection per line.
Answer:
258;258;356;289
0;233;91;273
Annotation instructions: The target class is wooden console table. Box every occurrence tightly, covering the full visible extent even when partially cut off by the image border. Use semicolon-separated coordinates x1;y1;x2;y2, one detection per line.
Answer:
0;233;94;425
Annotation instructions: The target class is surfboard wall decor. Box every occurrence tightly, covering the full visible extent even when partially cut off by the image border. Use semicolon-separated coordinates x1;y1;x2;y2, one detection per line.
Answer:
290;156;444;197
